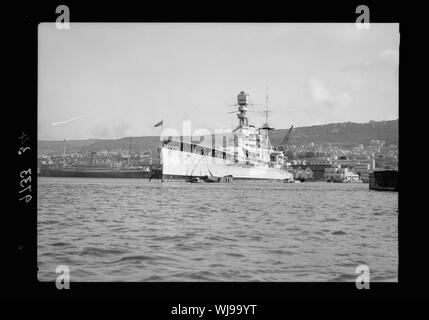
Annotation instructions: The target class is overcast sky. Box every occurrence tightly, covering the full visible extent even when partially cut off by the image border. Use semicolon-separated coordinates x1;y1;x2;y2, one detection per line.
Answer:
38;23;399;140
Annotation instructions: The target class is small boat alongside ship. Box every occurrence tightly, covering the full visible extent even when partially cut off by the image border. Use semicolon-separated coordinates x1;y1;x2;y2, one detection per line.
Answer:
203;175;233;183
188;175;233;183
288;179;300;183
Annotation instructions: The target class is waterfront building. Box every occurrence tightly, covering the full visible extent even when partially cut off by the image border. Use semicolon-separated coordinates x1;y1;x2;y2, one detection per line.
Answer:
293;167;313;180
290;164;327;181
309;158;332;166
324;166;361;182
304;167;313;180
308;164;330;180
352;163;371;183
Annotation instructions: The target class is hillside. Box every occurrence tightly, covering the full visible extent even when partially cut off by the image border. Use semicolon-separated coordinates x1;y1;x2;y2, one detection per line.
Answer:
38;119;398;155
79;136;161;153
38;139;99;156
37;136;160;156
270;119;398;146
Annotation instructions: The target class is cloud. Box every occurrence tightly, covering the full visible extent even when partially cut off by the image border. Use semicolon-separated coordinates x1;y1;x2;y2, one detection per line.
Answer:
337;92;353;106
338;47;398;94
342;48;399;75
90;122;130;139
302;77;354;124
379;48;399;65
51;110;97;126
304;78;352;109
306;78;331;104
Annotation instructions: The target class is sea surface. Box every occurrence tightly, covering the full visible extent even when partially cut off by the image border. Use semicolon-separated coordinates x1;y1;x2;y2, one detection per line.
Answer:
37;177;398;282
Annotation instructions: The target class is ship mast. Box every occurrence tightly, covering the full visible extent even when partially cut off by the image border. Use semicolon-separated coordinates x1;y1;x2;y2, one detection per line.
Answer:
261;87;274;131
262;87;274;131
127;137;132;167
63;139;66;167
265;87;269;125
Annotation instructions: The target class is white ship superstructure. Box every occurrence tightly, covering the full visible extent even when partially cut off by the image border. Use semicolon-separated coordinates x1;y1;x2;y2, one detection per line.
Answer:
160;91;294;181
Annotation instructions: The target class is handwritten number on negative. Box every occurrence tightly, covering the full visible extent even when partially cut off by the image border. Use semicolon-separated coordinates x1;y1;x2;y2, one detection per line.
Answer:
20;168;31;179
19;169;32;202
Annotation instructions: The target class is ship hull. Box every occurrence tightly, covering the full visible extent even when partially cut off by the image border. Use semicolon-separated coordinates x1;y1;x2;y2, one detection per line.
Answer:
39;167;150;179
161;147;293;182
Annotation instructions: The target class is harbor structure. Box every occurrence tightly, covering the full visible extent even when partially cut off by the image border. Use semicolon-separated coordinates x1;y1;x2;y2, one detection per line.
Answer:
324;166;362;183
369;169;398;191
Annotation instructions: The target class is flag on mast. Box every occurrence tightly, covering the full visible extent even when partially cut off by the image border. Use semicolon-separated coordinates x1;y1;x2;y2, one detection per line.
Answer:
154;120;163;127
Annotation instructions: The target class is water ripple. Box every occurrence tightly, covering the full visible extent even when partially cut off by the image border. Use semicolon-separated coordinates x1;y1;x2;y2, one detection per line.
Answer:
38;178;398;282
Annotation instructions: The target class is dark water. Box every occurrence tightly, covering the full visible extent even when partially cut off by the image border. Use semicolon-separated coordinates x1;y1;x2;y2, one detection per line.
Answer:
37;177;398;282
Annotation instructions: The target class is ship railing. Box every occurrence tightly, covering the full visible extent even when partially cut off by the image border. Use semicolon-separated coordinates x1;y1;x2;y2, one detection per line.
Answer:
161;139;273;166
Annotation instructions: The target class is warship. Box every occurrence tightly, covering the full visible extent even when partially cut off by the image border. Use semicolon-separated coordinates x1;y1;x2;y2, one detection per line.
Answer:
160;91;294;182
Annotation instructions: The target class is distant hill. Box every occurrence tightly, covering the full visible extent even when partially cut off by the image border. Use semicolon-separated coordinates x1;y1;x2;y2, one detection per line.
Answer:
270;119;398;147
79;136;161;153
38;139;99;156
37;136;161;156
38;119;398;155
